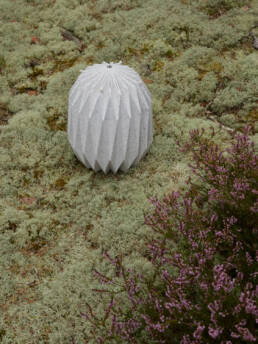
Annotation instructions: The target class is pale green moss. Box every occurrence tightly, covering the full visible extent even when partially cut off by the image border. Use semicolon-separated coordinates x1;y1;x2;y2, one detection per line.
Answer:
8;110;46;129
0;0;257;343
211;52;258;119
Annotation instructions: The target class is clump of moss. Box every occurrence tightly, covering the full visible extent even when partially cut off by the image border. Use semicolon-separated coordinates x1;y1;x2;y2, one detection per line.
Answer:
8;110;47;129
198;0;249;17
210;53;258;128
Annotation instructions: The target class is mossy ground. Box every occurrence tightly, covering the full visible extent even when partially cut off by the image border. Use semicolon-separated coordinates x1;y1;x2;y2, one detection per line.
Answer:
0;0;257;343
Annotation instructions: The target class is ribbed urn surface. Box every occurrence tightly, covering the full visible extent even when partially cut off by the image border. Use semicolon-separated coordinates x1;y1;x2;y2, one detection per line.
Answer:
67;61;153;173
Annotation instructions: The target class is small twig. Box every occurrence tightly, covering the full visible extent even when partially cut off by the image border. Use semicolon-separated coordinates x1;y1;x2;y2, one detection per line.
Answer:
60;27;84;51
206;112;234;134
201;87;235;135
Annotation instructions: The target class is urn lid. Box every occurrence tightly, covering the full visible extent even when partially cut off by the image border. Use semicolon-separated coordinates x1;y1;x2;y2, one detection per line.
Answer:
70;61;150;99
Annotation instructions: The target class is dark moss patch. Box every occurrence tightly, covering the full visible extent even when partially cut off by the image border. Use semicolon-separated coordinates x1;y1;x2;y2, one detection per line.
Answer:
29;66;44;80
16;86;38;95
199;0;249;18
50;57;78;74
47;113;66;131
24;238;48;255
0;328;6;341
0;55;6;73
246;108;258;122
0;103;14;125
39;80;47;91
7;221;17;232
197;61;224;80
24;58;41;69
54;177;67;190
33;169;44;179
153;60;165;72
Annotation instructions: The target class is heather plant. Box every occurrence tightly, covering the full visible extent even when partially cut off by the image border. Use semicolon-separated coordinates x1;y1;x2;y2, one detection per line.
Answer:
80;125;257;343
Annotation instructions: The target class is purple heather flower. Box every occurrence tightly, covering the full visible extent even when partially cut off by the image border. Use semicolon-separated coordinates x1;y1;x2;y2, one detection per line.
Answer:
193;323;205;339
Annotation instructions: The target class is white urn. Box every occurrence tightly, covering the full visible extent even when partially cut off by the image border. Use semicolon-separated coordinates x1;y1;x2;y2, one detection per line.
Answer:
67;61;153;173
